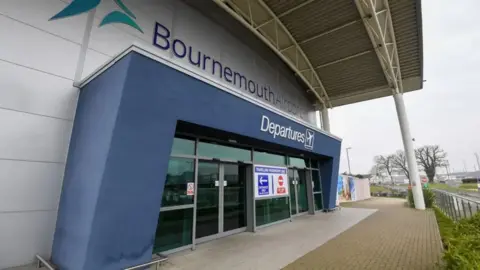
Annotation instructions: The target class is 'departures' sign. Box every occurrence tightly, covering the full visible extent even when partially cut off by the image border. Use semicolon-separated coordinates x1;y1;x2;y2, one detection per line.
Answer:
254;165;289;199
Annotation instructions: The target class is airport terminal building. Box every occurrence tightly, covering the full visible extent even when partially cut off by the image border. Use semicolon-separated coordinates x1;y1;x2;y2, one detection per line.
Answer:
0;0;423;269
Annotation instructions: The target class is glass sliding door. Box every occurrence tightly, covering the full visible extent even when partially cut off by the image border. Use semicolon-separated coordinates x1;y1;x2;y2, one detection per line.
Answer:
223;164;246;232
289;168;309;215
196;162;220;239
296;170;309;213
288;170;297;215
196;161;247;241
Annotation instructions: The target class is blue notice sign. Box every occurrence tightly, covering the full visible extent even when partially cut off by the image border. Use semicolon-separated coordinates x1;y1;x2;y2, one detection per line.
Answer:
257;175;270;196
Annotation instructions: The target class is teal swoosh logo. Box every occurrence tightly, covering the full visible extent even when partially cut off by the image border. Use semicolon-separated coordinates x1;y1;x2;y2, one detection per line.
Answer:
100;11;143;33
50;0;143;33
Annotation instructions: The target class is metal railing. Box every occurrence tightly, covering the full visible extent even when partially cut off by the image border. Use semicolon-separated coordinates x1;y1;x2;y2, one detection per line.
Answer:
433;189;480;221
36;253;168;270
124;254;168;270
36;255;55;270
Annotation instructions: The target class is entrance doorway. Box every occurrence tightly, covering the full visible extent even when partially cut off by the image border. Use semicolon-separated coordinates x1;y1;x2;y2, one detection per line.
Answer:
289;169;309;215
195;161;247;242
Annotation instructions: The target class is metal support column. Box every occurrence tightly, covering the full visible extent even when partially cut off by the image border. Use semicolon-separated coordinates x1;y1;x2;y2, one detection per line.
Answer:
245;165;255;232
321;107;330;132
393;93;425;210
74;9;96;84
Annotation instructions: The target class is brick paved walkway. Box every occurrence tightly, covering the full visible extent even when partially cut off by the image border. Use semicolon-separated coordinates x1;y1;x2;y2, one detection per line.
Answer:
284;198;443;270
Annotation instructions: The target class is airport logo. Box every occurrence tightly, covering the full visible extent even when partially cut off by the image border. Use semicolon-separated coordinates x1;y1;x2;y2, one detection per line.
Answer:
50;0;143;33
305;129;315;150
260;115;315;150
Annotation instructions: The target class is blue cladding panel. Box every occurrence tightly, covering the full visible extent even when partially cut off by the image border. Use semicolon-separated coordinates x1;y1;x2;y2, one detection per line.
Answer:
52;51;341;269
51;56;131;269
320;157;340;209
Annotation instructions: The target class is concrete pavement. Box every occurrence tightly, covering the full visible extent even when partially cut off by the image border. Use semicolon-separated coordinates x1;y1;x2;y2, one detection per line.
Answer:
284;198;443;270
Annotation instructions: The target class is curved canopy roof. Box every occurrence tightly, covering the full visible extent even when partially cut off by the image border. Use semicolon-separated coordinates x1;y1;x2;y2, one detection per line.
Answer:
204;0;423;108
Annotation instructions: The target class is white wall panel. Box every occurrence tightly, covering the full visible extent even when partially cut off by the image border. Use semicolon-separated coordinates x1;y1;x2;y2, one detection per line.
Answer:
88;18;143;57
0;0;319;267
0;109;72;163
0;0;86;44
0;160;64;212
0;61;78;120
169;2;222;85
0;14;80;80
219;46;257;100
0;211;57;269
82;49;113;78
92;0;173;44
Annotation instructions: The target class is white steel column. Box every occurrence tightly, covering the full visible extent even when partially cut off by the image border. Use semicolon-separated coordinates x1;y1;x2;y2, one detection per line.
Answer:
321;107;331;132
74;9;96;84
393;93;425;210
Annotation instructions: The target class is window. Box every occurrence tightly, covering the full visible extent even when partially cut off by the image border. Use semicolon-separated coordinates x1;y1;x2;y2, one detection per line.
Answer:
153;208;193;252
255;197;290;226
171;137;195;156
197;141;251;162
253;151;286;166
289;157;307;168
314;193;323;211
162;158;195;207
312;170;321;192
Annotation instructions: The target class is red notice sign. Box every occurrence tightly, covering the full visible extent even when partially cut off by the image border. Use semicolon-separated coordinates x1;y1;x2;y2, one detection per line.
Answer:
277;175;286;194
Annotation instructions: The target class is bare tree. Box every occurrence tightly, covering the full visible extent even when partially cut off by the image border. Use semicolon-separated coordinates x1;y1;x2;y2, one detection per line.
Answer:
415;145;447;183
392;150;410;183
374;155;395;184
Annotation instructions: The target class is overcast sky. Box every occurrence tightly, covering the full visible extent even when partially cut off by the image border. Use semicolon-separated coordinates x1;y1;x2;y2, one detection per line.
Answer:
330;0;480;175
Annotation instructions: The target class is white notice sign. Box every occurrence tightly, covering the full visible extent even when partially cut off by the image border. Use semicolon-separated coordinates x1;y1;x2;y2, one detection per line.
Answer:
186;182;194;196
254;165;289;199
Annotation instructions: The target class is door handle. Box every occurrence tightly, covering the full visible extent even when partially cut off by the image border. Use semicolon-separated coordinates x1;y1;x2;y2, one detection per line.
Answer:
215;180;219;187
224;180;227;186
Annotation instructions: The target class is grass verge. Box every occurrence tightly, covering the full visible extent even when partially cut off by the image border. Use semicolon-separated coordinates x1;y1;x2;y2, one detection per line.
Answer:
433;207;480;269
370;185;389;193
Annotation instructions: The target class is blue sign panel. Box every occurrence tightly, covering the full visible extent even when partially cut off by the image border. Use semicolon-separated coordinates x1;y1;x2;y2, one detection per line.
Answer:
257;175;270;195
254;166;287;174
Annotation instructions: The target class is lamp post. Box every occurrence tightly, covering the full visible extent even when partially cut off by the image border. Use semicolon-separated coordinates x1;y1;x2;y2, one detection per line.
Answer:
346;147;352;175
475;153;480;171
444;160;451;181
475;153;480;191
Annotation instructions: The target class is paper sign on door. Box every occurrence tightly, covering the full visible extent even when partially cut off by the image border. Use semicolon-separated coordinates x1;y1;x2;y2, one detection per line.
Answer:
186;182;195;196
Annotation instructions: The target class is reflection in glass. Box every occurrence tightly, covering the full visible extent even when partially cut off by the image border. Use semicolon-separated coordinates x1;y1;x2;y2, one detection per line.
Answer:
289;157;307;168
312;170;321;192
153;208;193;253
297;169;309;213
314;193;323;211
162;158;195;207
255;197;290;226
223;164;246;232
289;169;309;214
170;137;195;156
198;142;251;162
253;151;286;166
196;162;219;239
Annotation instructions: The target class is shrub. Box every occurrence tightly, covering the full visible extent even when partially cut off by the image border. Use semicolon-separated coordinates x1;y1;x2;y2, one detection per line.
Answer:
434;207;480;269
407;187;435;208
423;188;435;208
461;178;477;184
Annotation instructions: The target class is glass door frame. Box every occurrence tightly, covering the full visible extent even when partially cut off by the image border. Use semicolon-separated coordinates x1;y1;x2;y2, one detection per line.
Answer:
288;166;315;218
160;133;322;254
195;160;247;245
289;168;310;217
290;169;299;216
